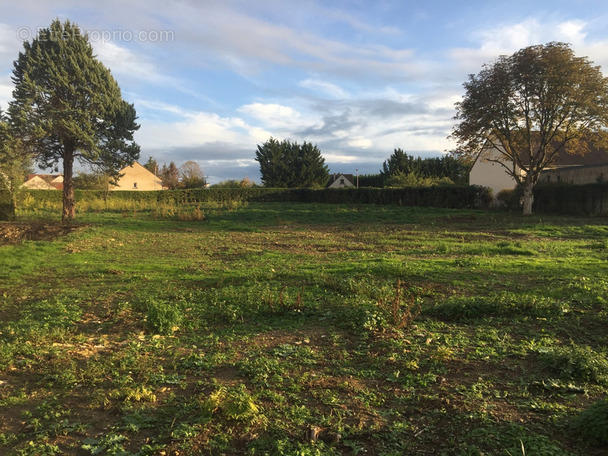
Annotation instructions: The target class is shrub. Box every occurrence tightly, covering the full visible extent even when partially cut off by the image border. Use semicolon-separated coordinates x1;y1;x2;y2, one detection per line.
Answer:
496;187;523;211
572;399;608;446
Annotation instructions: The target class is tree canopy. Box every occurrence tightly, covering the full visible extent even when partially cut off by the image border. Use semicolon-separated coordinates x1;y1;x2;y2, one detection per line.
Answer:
380;148;468;185
179;161;207;189
255;137;329;188
8;19;140;220
0;108;31;197
381;148;414;177
143;157;159;175
450;42;608;214
159;162;181;189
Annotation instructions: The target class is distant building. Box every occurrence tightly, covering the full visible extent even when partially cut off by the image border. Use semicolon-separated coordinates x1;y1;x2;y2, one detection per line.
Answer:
326;173;356;188
111;162;165;191
22;174;63;190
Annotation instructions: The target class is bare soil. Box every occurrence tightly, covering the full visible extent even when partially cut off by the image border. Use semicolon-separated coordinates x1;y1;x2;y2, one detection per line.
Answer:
0;221;81;245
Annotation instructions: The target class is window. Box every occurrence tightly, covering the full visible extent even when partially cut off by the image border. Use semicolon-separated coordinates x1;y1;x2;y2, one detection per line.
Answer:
133;182;138;189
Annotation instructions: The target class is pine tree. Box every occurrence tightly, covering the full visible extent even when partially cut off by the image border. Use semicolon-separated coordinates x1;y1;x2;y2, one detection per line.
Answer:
9;19;140;221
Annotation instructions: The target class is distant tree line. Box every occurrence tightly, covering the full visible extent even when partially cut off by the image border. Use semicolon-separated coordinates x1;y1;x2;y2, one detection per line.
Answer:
254;137;469;189
356;149;470;188
378;148;469;186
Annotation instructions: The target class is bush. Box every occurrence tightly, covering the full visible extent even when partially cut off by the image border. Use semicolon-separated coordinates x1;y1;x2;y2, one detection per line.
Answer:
572;399;608;446
496;187;523;211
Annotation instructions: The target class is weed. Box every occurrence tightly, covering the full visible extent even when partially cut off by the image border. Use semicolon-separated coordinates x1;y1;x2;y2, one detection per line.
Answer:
82;433;131;456
375;280;421;331
537;345;608;385
203;385;265;425
109;386;157;403
238;355;284;387
136;298;183;335
264;285;304;314
572;399;608;446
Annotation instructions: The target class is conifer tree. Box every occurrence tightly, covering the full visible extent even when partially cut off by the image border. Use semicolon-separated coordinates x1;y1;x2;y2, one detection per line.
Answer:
9;19;140;221
255;137;329;187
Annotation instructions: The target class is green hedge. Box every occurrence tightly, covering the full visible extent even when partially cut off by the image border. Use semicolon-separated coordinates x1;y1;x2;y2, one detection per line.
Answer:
0;191;15;221
17;186;493;210
534;183;608;215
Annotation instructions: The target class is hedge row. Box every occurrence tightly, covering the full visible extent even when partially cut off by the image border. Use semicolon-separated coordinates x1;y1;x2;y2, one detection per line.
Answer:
8;185;608;215
534;183;608;215
16;185;494;210
0;191;15;221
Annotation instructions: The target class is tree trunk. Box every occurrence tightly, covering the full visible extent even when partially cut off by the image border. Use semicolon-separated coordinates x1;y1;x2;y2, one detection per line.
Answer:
62;144;76;222
522;182;534;215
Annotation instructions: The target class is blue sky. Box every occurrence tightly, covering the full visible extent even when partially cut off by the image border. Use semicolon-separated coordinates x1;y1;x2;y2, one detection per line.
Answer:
2;0;608;183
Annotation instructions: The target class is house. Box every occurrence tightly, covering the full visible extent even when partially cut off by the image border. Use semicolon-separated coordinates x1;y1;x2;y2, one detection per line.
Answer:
326;173;356;188
470;144;608;196
111;162;165;191
22;174;63;190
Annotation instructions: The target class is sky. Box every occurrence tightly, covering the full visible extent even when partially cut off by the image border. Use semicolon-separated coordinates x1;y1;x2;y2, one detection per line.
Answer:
2;0;608;183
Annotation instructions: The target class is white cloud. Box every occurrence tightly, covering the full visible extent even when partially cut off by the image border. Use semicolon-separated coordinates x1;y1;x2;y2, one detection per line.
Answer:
238;102;316;133
557;20;587;46
446;18;607;81
0;73;13;109
139;111;248;150
92;40;177;86
300;78;350;99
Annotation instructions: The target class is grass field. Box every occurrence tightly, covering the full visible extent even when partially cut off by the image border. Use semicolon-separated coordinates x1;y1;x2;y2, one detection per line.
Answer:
1;202;607;455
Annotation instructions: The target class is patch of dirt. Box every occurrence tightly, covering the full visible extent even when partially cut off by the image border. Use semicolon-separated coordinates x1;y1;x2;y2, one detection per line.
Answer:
0;221;82;245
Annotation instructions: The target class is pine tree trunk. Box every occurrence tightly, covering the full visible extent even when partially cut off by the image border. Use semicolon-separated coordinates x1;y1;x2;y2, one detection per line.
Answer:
62;144;76;222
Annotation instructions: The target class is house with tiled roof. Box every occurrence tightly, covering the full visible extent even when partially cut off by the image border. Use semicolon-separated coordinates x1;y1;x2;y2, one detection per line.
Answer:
22;174;63;190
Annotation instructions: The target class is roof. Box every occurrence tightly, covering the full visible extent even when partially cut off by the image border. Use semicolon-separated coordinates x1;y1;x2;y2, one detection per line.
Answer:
477;137;608;168
551;145;608;167
326;173;356;188
23;174;63;190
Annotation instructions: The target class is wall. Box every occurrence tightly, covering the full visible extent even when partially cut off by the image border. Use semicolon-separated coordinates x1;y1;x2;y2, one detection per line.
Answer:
541;164;608;185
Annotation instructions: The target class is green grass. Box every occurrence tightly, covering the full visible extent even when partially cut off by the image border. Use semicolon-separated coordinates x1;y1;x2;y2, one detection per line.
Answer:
1;202;607;455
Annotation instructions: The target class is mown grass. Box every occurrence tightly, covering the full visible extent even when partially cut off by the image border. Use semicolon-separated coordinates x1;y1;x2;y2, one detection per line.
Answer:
0;201;607;455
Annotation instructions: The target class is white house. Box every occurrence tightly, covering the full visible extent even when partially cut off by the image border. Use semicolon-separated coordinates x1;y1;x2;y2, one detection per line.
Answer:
470;144;608;196
326;174;356;188
469;149;523;196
